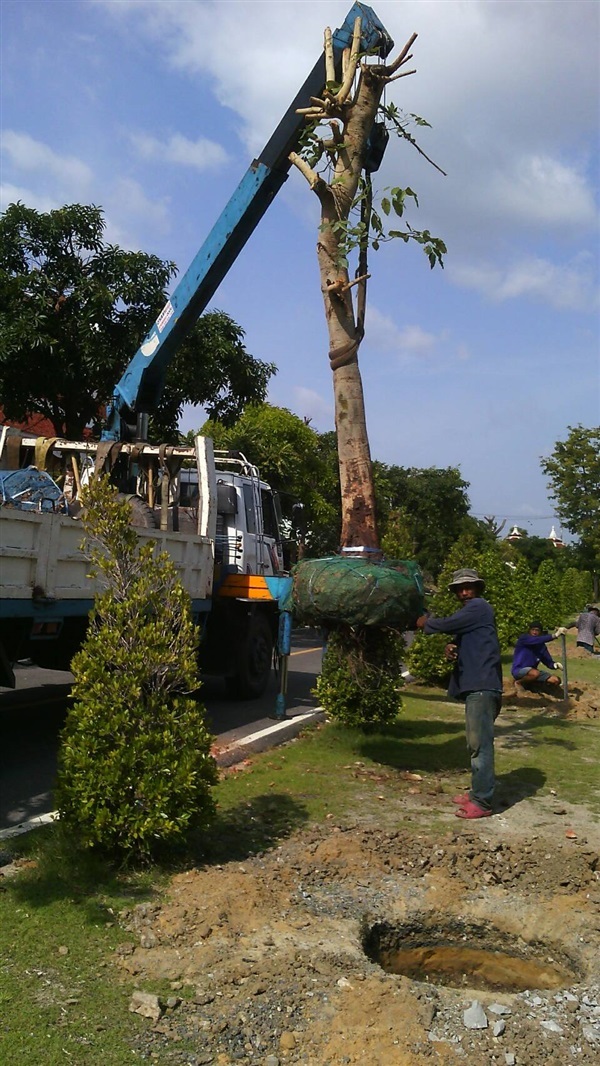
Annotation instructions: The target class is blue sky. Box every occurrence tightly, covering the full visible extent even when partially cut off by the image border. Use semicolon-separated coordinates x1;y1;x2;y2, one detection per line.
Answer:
2;0;599;541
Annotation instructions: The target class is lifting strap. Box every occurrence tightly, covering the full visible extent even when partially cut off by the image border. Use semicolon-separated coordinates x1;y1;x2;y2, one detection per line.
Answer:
93;441;123;476
34;436;58;471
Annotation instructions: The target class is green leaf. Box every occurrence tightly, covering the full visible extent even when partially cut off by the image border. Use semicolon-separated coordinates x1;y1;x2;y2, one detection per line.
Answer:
409;113;432;128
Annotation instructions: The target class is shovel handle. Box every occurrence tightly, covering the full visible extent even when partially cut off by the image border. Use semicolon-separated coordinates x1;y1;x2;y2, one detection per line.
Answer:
560;632;568;700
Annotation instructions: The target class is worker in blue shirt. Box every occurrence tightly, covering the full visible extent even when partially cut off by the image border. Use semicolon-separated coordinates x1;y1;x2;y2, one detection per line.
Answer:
511;621;562;687
416;567;502;820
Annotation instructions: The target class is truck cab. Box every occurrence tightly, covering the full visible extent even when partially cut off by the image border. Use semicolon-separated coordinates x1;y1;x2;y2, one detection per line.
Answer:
179;451;284;578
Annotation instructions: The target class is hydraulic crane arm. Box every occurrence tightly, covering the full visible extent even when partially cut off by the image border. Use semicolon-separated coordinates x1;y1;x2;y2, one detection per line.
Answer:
103;2;393;441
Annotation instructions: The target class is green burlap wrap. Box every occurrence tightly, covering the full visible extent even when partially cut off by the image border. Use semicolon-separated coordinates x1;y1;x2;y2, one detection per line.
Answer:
292;557;424;629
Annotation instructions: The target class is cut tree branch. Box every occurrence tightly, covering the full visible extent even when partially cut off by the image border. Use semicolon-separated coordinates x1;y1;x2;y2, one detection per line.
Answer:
289;151;324;191
340;272;370;292
386;69;417;83
336;17;362;105
385;32;418;75
324;26;335;84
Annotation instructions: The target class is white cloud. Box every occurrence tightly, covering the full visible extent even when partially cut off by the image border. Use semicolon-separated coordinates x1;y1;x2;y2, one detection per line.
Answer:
0;136;173;252
131;132;229;171
486;154;597;229
366;307;438;358
95;1;357;151
289;385;333;428
1;130;92;189
0;182;56;214
94;0;599;254
103;178;171;247
452;253;599;312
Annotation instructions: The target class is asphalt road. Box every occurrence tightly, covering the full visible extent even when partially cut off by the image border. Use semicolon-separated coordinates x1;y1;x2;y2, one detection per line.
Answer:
0;628;324;834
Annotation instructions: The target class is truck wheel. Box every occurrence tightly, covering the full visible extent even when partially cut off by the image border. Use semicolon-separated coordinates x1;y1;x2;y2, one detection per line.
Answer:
226;611;274;699
29;619;89;671
117;494;158;528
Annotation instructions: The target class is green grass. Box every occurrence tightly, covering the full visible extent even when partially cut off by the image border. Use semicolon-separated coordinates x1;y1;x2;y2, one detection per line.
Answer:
0;847;160;1064
1;661;599;1063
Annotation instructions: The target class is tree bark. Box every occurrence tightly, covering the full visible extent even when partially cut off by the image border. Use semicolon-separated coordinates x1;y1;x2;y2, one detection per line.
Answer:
291;35;418;552
333;362;377;547
315;67;386;549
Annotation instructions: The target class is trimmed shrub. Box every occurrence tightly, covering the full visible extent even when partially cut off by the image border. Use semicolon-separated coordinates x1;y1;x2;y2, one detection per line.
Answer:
380;509;415;562
316;626;404;732
55;477;218;861
404;632;453;686
531;559;562;631
560;567;594;618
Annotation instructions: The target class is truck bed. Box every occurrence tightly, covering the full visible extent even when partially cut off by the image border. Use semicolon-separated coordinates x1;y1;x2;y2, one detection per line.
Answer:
0;508;215;610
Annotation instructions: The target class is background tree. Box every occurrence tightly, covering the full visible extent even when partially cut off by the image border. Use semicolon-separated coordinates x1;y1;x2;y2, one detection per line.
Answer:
531;559;562;632
290;20;445;549
374;463;472;578
380;509;415;562
541;425;600;595
509;535;566;574
482;515;507;538
191;404;488;572
197;404;340;556
0;202;274;440
560;567;594;618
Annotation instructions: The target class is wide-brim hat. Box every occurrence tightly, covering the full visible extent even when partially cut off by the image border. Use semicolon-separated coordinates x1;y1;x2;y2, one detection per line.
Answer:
448;567;485;591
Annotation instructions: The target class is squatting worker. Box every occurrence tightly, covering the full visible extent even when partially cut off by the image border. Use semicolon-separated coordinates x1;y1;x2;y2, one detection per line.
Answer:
415;568;503;820
511;621;562;687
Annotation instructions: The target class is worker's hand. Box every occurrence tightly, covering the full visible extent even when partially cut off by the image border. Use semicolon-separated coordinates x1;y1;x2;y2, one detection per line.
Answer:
444;642;458;662
554;627;568;637
415;614;428;630
553;661;562;670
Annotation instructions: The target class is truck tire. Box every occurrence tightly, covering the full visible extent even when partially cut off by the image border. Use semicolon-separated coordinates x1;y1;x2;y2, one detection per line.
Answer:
226;611;274;700
29;618;89;671
117;494;158;528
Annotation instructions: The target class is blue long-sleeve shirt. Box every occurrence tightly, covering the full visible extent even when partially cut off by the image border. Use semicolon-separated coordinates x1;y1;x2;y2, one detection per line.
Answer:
424;597;502;699
511;632;555;677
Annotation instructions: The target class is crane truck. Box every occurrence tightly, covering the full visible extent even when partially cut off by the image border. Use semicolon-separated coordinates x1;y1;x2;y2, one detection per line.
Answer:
0;4;394;693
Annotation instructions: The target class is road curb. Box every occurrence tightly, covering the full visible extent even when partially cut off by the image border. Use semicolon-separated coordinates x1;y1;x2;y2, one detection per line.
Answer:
0;709;327;841
212;708;326;767
0;811;57;842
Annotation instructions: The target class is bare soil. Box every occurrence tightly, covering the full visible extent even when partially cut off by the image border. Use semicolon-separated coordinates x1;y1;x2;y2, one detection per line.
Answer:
116;681;600;1066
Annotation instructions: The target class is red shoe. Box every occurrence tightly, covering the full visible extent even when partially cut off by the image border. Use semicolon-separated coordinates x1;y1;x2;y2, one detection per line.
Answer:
452;793;470;805
455;799;492;819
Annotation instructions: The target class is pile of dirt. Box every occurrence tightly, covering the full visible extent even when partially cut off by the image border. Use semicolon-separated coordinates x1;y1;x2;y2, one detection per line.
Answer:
570;646;600;660
502;677;599;719
116;820;600;1065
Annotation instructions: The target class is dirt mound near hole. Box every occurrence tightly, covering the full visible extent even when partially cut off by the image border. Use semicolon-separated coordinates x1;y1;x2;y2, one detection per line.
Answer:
502;677;599;719
116;824;600;1065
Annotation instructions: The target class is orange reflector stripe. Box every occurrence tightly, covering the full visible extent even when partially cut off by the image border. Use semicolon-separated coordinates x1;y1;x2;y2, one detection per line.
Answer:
217;575;274;600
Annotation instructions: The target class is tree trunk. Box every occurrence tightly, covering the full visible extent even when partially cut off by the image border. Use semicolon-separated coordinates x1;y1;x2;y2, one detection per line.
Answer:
291;31;420;553
333;361;377;548
310;67;385;550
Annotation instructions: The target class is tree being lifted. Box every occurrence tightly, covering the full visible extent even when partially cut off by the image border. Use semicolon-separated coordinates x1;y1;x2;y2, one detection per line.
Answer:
290;16;445;551
290;15;445;730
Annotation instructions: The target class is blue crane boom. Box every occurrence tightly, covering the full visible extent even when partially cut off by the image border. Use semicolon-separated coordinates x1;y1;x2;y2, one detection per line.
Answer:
103;2;393;442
